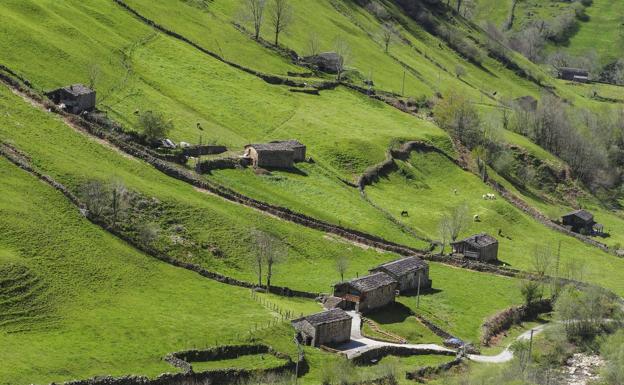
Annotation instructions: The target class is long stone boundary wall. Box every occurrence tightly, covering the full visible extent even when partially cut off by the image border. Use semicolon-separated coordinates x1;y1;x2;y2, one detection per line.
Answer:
405;357;463;381
111;0;308;89
352;346;456;366
480;299;552;346
165;344;293;375
52;344;305;385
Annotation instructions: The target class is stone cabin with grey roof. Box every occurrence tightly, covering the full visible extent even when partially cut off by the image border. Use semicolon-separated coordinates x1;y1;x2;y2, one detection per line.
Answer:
46;84;96;114
243;140;306;169
370;256;431;293
292;308;352;347
333;272;398;313
562;209;602;235
451;233;499;262
557;67;589;83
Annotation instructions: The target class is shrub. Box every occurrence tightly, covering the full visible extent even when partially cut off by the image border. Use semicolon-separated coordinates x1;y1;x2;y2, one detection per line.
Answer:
137;110;174;141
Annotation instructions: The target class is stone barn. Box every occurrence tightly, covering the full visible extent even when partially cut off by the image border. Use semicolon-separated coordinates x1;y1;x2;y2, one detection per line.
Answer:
370;256;431;293
302;52;343;74
557;67;589;83
270;140;306;161
333;272;398;314
562;209;601;235
46;84;96;114
292;308;352;347
243;140;306;169
451;233;499;262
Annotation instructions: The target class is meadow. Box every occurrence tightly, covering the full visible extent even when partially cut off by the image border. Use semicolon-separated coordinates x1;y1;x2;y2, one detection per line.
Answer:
365;150;624;296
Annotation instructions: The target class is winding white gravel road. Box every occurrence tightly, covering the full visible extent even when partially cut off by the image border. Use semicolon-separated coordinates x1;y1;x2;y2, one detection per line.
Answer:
337;311;549;364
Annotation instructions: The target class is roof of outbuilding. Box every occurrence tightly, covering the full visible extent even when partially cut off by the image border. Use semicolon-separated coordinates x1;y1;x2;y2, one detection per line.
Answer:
558;67;589;75
372;256;427;277
563;209;594;222
245;140;304;152
452;233;498;249
293;308;351;327
61;84;94;96
345;272;397;292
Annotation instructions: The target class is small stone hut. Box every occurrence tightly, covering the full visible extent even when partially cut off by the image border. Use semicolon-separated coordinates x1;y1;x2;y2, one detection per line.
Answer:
562;209;601;235
243;140;306;169
292;308;352;347
333;272;398;313
451;233;499;262
557;67;589;83
46;84;96;114
302;52;343;74
370;256;431;293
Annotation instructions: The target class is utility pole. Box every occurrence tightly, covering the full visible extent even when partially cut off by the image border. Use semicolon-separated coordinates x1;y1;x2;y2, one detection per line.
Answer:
293;335;302;385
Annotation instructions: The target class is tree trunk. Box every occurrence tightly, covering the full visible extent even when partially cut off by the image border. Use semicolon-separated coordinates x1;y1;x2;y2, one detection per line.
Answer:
266;261;273;291
257;260;262;286
275;30;279;46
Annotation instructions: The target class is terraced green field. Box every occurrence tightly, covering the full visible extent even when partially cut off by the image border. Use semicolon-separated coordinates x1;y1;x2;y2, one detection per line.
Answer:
365;150;624;296
0;156;299;384
1;0;624;384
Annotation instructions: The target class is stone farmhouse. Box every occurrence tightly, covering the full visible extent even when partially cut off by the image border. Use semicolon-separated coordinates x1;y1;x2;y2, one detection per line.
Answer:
333;272;398;313
46;84;96;114
557;67;589;83
562;209;602;235
451;233;499;262
243;140;306;169
292;308;352;347
370;256;431;293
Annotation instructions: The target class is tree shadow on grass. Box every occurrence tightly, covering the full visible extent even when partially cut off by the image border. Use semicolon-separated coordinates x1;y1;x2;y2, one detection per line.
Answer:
367;302;415;325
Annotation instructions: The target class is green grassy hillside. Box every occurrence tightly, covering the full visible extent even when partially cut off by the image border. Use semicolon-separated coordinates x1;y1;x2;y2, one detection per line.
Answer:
1;0;624;383
0;155;321;384
365;150;624;295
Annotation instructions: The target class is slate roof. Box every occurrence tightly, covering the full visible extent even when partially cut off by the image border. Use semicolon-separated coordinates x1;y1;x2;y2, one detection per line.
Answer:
293;308;351;327
373;257;427;277
558;67;589;76
245;140;303;152
61;84;94;96
563;209;594;223
452;233;498;249
346;272;397;292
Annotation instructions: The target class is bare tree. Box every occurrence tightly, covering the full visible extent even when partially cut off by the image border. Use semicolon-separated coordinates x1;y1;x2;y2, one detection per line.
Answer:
335;256;349;282
110;180;130;225
242;0;267;41
306;32;321;56
268;0;293;46
138;222;160;246
439;203;470;243
532;244;554;278
334;37;351;81
380;22;397;53
79;180;109;218
252;230;283;291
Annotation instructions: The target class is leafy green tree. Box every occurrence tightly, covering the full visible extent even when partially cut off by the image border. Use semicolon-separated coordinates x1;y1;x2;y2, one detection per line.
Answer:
138;111;174;141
